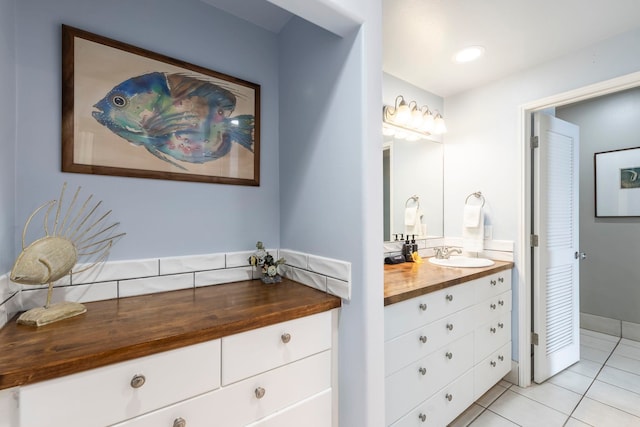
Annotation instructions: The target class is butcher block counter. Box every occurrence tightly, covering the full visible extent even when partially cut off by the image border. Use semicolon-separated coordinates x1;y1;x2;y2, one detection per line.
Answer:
384;258;514;306
0;278;341;391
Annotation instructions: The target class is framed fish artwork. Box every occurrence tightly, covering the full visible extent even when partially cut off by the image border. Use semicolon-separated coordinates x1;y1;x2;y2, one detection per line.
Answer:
595;146;640;217
61;25;260;186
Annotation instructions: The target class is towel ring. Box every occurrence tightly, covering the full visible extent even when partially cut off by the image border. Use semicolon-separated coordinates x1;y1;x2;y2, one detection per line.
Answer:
405;195;420;209
465;191;485;207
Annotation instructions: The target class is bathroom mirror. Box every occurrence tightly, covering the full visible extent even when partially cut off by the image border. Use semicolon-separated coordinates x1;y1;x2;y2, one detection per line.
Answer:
383;136;444;242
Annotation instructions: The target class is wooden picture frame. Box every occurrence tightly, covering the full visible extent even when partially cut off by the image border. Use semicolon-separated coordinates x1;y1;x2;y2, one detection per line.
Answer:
62;25;260;186
594;147;640;217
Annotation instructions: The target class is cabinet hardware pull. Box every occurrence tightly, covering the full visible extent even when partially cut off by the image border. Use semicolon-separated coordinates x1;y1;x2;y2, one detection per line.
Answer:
498;322;504;328
418;413;427;422
418;367;426;375
490;327;497;333
446;294;453;302
490;303;496;310
446;352;453;359
498;355;505;361
446;393;453;401
281;333;291;343
130;374;146;389
173;417;187;427
255;387;266;399
498;277;504;283
419;335;428;343
498;300;504;306
446;323;454;331
490;361;497;367
419;303;427;311
490;279;497;286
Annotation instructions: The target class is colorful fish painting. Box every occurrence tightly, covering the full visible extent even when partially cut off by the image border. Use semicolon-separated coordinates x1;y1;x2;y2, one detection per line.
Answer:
92;72;254;170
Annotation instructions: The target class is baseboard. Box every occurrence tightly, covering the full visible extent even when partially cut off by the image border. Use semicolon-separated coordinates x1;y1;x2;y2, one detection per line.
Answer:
580;312;640;342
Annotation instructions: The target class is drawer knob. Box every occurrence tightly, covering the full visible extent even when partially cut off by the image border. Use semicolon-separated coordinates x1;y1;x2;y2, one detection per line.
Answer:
419;335;428;344
498;355;505;361
418;413;427;422
490;303;497;310
498;322;504;329
446;323;454;331
446;294;453;302
491;361;497;367
418;367;427;376
173;418;186;427
445;352;453;360
255;387;266;399
419;303;427;311
490;279;497;286
498;277;504;283
490;327;497;334
281;333;291;343
130;374;146;389
446;393;453;402
498;300;505;306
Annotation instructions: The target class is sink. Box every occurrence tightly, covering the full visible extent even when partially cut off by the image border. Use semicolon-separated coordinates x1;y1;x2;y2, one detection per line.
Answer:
429;256;495;268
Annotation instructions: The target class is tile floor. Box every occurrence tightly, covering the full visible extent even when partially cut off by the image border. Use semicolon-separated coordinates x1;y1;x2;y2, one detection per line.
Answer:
449;329;640;426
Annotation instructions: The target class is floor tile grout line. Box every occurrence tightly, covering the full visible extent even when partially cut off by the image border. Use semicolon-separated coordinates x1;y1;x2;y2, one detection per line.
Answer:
564;335;622;424
483;407;524;426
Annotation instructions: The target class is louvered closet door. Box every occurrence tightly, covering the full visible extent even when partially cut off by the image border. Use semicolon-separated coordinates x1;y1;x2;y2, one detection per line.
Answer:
533;112;580;383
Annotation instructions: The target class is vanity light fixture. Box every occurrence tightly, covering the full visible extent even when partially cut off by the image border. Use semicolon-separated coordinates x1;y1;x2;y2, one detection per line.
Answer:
383;95;447;140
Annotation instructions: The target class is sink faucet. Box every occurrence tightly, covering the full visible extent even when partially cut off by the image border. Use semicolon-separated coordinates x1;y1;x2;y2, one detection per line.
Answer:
434;246;463;259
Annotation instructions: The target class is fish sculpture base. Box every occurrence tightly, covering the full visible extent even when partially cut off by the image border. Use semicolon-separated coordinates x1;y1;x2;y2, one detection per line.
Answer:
17;302;87;327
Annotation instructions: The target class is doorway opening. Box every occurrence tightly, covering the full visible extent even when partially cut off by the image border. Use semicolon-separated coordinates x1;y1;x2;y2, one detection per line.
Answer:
518;70;640;387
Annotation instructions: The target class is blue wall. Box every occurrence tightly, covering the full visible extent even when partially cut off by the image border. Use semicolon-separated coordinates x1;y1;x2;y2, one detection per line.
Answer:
0;0;16;274
13;0;280;260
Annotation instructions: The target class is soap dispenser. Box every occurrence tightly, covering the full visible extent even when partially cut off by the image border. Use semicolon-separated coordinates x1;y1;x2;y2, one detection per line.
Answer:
403;236;413;262
411;235;418;255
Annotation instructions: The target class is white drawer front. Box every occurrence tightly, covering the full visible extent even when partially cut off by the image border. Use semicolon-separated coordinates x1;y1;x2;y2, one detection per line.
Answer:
475;290;512;322
222;311;331;385
385;333;474;426
474;312;511;363
247;389;332;427
475;270;511;302
385;281;475;340
390;368;474;427
385;305;475;375
21;340;221;427
474;342;512;400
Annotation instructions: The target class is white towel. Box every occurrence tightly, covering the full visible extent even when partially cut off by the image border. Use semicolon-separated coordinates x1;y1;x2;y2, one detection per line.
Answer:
404;206;418;226
404;207;422;237
463;206;484;253
463;204;482;228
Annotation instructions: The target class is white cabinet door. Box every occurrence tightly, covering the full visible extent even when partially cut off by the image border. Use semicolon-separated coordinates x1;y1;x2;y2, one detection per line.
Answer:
247;389;332;427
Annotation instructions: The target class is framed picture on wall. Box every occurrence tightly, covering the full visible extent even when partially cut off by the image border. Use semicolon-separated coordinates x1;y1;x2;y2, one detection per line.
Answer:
61;25;261;186
594;147;640;217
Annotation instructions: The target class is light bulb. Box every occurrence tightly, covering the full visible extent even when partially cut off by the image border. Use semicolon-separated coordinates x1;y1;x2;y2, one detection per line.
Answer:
434;114;447;134
422;112;435;134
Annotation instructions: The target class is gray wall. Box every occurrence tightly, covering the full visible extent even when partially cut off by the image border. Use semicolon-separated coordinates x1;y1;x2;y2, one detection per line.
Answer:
0;0;15;275
557;87;640;324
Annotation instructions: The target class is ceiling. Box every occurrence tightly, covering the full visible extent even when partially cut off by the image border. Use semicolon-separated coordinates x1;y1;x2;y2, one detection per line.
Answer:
200;0;640;97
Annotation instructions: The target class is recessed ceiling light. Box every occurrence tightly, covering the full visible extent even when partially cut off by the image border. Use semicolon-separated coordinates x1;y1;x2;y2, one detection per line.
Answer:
453;46;485;64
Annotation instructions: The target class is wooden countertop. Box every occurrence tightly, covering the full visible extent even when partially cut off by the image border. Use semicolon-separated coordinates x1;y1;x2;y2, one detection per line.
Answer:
385;259;514;306
0;279;341;391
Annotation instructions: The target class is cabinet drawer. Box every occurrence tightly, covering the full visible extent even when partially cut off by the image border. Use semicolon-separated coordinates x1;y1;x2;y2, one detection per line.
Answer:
222;310;331;385
247;389;332;427
474;290;512;321
474;312;511;363
475;270;511;302
385;305;475;375
474;342;511;401
385;281;475;340
385;333;474;426
390;368;474;427
116;350;331;427
21;340;221;427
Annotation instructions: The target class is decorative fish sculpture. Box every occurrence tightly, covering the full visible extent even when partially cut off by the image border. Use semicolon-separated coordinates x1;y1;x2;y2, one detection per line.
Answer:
10;184;125;326
92;72;254;170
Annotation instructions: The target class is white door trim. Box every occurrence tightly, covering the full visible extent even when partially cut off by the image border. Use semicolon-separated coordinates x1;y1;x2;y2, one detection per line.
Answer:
518;70;640;387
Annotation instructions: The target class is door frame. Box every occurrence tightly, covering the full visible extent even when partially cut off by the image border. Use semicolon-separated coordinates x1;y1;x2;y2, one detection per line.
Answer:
517;70;640;387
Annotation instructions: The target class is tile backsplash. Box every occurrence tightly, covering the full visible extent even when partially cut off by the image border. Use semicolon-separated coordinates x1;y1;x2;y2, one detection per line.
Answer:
0;249;352;329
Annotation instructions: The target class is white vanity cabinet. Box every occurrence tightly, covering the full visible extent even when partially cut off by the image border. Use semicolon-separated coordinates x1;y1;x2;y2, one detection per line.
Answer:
384;269;512;426
16;310;336;427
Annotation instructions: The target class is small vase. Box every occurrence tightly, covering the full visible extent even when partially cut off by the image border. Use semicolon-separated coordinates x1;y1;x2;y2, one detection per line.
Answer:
261;274;282;284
